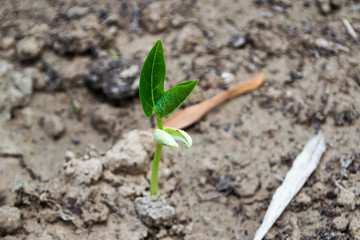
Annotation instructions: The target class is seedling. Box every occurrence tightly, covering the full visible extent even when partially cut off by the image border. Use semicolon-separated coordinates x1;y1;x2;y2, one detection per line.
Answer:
139;40;198;196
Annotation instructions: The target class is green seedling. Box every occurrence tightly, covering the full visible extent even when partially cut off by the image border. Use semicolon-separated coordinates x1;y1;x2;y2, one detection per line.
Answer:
139;40;198;196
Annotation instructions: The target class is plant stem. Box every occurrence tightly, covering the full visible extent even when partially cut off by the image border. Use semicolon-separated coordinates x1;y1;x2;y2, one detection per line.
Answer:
150;143;163;195
150;113;164;196
156;114;163;130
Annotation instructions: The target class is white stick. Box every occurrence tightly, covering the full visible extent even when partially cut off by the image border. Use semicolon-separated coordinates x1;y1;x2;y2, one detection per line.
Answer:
253;132;326;240
343;18;358;41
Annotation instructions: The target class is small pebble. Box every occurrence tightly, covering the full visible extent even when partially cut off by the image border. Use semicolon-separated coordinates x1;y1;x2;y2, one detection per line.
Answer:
135;196;175;227
0;206;21;235
40;114;66;139
349;216;360;239
332;215;350;231
232;36;247;48
337;189;356;210
294;192;312;206
216;176;234;192
17;37;42;61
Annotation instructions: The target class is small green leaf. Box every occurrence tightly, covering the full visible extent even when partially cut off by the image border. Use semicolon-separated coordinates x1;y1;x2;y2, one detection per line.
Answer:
139;40;166;117
153;129;179;148
164;127;192;148
155;80;198;117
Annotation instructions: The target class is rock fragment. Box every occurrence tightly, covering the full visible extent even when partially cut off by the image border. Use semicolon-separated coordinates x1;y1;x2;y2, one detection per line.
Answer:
141;2;171;33
85;58;140;100
231;36;247;48
248;29;287;55
0;206;21;235
233;175;260;197
66;6;90;19
332;214;350;231
40;114;66;139
176;25;204;53
17;37;42;61
90;105;116;136
135;196;175;227
105;130;154;174
294;192;312;206
337;189;356;210
1;37;15;50
51;14;110;55
64;157;103;185
0;61;32;124
83;201;109;224
216;176;234;192
349;216;360;239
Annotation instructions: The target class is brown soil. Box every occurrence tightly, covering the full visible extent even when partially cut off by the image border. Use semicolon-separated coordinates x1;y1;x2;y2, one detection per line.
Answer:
1;0;359;239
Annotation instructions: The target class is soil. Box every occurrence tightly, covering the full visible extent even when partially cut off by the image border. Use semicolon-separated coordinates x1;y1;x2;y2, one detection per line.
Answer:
1;0;360;239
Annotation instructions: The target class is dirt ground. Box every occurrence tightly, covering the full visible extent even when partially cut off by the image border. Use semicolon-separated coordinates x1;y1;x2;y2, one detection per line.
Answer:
0;0;359;239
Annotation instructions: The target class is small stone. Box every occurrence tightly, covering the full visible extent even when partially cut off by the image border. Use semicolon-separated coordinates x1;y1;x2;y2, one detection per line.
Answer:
289;71;303;81
337;189;356;210
233;175;260;197
105;130;154;174
17;37;42;61
317;0;331;14
90;105;116;136
326;190;337;199
330;0;342;10
221;72;234;84
161;167;172;179
83;202;109;224
294;192;312;206
245;63;256;73
23;67;46;90
135;196;175;227
216;176;234;192
0;206;21;235
231;36;247;48
170;224;188;236
85;58;140;100
176;24;203;53
66;6;89;19
247;29;287;55
0;61;32;124
40;114;66;139
141;2;171;33
51;14;110;55
60;57;91;86
156;229;168;239
199;176;207;186
64;157;103;185
332;215;350;231
102;14;120;26
171;14;186;28
349;216;360;239
315;38;333;50
1;37;15;50
201;158;216;173
71;136;80;145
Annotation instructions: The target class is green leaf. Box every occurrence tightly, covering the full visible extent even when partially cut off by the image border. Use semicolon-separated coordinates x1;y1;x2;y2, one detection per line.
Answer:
153;129;179;148
155;80;198;117
164;127;192;148
139;40;166;117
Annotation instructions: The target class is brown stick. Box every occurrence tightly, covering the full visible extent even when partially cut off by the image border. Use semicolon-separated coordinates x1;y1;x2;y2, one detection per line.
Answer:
162;73;265;129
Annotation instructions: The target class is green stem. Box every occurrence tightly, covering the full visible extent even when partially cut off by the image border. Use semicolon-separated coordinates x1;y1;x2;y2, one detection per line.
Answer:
156;113;163;130
150;113;164;196
150;144;163;196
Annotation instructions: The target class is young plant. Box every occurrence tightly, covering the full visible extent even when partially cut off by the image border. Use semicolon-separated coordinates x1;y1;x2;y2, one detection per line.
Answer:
139;40;198;196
